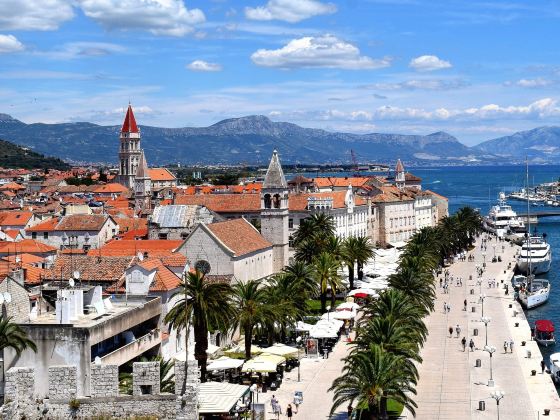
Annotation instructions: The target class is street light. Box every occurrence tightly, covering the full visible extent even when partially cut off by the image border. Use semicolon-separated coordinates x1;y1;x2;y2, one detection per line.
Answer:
476;279;482;294
481;316;491;346
295;336;303;382
484;345;497;387
249;383;258;420
490;390;505;420
482;252;487;268
326;305;331;321
480;294;487;317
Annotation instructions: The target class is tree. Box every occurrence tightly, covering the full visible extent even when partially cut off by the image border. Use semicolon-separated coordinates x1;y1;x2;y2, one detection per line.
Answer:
231;280;279;360
330;344;417;420
343;236;375;289
165;271;234;382
0;317;36;355
355;236;376;281
313;252;342;312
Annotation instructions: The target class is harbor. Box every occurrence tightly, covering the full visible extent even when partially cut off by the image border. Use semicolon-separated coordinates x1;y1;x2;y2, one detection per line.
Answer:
408;234;560;419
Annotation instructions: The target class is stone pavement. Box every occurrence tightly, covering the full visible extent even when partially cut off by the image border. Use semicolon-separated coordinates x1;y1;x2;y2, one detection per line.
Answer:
409;235;560;420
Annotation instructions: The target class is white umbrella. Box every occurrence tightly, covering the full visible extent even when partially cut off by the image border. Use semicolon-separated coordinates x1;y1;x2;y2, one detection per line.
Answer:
295;321;313;332
348;288;378;297
333;311;356;320
207;356;244;371
261;343;299;358
336;302;359;311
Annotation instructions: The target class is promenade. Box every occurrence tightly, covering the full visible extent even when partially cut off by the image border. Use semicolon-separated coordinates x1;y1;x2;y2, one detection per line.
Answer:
411;235;560;419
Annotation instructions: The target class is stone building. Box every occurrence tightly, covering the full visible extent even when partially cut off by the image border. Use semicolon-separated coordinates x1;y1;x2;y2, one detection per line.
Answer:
148;204;220;240
115;104;142;189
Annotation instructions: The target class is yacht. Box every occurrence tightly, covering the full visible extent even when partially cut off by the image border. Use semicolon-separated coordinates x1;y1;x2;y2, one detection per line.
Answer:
517;160;550;310
517;235;552;275
550;353;560;383
483;192;526;239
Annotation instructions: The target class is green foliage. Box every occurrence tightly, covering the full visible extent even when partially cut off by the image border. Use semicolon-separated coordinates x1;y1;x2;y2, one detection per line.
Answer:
68;398;80;410
0;316;37;355
118;356;175;395
0;139;70;170
65;176;95;186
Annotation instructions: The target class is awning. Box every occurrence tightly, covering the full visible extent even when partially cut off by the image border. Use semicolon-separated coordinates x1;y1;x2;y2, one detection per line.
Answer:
225;341;263;359
536;319;555;333
261;343;299;358
242;354;286;373
198;381;250;414
207;356;244;371
348;288;378;298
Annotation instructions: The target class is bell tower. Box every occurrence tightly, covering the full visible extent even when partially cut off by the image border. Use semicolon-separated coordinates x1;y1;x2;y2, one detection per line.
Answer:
395;159;405;190
260;150;289;272
134;150;151;212
116;104;142;188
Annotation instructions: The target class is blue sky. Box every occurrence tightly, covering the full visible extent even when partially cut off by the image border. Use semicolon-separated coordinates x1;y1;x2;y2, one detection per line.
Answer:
0;0;559;145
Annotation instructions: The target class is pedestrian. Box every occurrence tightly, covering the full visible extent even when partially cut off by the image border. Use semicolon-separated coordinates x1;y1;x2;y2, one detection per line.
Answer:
347;405;353;419
503;341;508;354
440;278;443;288
286;404;293;419
461;336;467;351
443;302;447;313
456;324;461;338
463;299;467;311
293;393;301;413
509;339;514;353
447;303;451;312
542;359;546;374
469;339;475;352
449;326;453;337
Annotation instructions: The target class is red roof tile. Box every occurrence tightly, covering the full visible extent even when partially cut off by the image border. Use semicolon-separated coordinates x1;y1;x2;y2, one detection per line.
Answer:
121;104;139;133
91;239;183;257
175;194;260;213
148;168;176;182
0;239;57;254
0;211;33;227
205;218;271;256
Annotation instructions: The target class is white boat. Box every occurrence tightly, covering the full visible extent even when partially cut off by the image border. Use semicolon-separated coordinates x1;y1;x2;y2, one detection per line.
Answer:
517;235;552;275
550;353;560;383
517;160;550;310
534;320;555;347
483;192;526;239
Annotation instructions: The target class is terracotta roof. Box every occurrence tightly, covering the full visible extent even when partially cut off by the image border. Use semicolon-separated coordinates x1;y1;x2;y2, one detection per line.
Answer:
0;239;57;254
0;211;33;227
109;257;182;293
160;253;187;267
3;253;45;265
22;263;45;285
121;104;139;133
115;217;147;232
43;255;134;283
119;228;148;240
175;194;260;213
0;182;25;191
424;189;449;201
405;173;422;182
91;239;182;257
25;218;58;232
313;177;371;188
370;186;416;203
27;214;113;232
289;191;367;211
148;168;176;182
205;218;272;257
93;183;129;194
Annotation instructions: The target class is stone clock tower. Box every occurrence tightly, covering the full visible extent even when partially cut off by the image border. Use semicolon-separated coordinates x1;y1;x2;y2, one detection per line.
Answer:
260;150;289;272
116;104;142;189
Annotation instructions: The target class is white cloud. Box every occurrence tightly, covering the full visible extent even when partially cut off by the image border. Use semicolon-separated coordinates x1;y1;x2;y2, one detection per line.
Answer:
0;35;24;53
508;78;555;88
245;0;336;23
367;79;468;91
38;42;125;60
186;60;223;72
78;0;205;36
0;0;74;31
409;55;452;71
251;35;392;70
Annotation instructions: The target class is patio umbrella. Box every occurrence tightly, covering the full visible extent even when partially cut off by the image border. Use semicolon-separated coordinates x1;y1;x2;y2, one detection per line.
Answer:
207;356;244;371
261;343;299;358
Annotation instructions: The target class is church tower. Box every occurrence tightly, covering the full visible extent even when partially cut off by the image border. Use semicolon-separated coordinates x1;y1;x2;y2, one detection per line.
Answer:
260;150;289;272
134;150;151;212
395;159;405;190
116;104;142;189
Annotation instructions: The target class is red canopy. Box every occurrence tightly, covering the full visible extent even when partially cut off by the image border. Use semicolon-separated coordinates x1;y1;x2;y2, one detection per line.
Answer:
535;320;555;333
354;293;369;298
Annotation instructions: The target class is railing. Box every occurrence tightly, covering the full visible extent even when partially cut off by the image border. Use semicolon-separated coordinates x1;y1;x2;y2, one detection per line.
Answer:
100;329;161;365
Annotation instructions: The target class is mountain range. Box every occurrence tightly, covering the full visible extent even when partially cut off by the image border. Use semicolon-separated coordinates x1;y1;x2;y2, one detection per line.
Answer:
0;113;557;165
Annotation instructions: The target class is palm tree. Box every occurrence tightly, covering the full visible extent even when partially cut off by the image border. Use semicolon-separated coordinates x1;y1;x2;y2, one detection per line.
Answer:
118;356;175;394
355;236;375;281
282;260;318;298
313;252;343;312
165;271;234;382
0;317;36;355
330;344;417;420
388;258;436;312
342;237;360;290
292;213;335;248
231;280;279;360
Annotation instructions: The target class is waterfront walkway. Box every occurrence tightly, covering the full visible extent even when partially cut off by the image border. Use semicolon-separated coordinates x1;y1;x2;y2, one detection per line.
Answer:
410;235;560;419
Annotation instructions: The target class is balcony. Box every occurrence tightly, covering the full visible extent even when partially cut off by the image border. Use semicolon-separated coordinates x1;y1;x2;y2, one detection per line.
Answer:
99;329;161;366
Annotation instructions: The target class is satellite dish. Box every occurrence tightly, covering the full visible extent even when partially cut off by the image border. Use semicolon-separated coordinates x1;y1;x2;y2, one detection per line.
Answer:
137;252;144;261
0;294;4;305
73;270;80;280
4;292;12;304
69;278;75;288
15;256;21;264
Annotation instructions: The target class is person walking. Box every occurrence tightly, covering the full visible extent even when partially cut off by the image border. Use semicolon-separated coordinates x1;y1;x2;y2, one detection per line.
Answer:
449;326;453;337
456;324;461;338
347;405;353;419
447;303;451;312
542;359;546;374
443;302;447;313
469;339;475;352
463;299;467;311
509;339;514;353
503;341;508;354
461;336;467;351
286;404;293;419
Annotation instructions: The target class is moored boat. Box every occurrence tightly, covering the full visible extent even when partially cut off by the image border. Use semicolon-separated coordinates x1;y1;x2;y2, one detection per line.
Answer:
534;319;555;347
518;277;550;309
550;353;560;383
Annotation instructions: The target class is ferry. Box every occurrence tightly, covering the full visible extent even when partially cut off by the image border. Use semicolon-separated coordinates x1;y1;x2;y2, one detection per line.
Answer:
534;320;555;347
517;235;552;275
483;192;526;239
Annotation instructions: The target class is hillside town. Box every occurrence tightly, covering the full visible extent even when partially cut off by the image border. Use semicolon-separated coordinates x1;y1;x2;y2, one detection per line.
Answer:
0;105;453;418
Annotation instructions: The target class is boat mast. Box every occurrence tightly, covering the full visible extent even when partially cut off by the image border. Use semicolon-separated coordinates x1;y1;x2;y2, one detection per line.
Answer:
526;157;533;285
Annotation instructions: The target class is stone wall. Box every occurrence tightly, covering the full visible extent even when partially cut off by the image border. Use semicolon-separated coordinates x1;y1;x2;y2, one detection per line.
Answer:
1;361;200;420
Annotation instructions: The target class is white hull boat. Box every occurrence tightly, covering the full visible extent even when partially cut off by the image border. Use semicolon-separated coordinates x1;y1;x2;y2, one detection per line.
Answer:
517;235;552;275
518;278;550;309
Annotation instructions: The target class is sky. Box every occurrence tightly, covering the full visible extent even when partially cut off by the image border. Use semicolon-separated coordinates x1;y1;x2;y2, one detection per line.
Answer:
0;0;559;146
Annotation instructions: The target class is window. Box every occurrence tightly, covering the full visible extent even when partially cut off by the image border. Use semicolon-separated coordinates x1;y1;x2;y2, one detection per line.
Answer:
263;194;272;209
158;233;168;240
43;232;48;239
289;218;293;229
31;232;37;239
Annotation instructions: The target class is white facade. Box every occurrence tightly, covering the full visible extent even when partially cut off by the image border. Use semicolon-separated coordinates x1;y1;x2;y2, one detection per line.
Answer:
414;194;433;230
377;200;416;245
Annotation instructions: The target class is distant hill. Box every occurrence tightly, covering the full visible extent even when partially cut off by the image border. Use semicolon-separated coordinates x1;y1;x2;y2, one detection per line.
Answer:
474;126;560;162
0;113;498;165
0;137;70;170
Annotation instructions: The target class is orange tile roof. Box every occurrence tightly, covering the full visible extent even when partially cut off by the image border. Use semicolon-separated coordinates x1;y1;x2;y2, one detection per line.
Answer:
0;191;15;198
25;218;58;231
3;253;45;265
370;186;416;203
43;255;134;283
22;263;45;285
0;182;25;191
3;230;20;240
313;177;371;188
206;218;272;257
0;211;33;227
148;168;176;182
93;183;129;194
27;214;113;232
175;194;260;213
115;217;147;232
160;253;187;267
0;239;57;254
91;239;183;257
119;228;148;240
424;189;449;201
108;257;182;293
289;191;367;211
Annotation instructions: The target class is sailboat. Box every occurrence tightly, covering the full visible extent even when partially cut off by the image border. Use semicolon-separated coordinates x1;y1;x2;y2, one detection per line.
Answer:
518;159;551;310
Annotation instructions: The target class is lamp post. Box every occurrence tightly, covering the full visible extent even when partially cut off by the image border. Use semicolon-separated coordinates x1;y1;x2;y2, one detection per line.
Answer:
490;390;505;420
476;279;482;294
249;383;257;420
480;294;487;317
481;316;491;346
493;245;497;260
326;305;331;321
484;345;497;386
295;336;302;382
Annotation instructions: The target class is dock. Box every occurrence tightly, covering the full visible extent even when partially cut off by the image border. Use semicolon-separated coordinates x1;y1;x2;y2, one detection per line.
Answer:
408;236;560;419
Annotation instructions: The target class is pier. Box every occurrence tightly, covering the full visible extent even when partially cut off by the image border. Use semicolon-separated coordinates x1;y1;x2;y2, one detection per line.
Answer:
407;236;560;419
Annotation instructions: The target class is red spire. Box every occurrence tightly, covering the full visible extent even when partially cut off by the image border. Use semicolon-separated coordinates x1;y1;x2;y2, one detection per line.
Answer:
121;104;139;133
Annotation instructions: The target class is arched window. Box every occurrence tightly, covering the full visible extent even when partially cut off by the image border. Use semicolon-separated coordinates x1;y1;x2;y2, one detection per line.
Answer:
273;194;281;209
264;194;272;209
